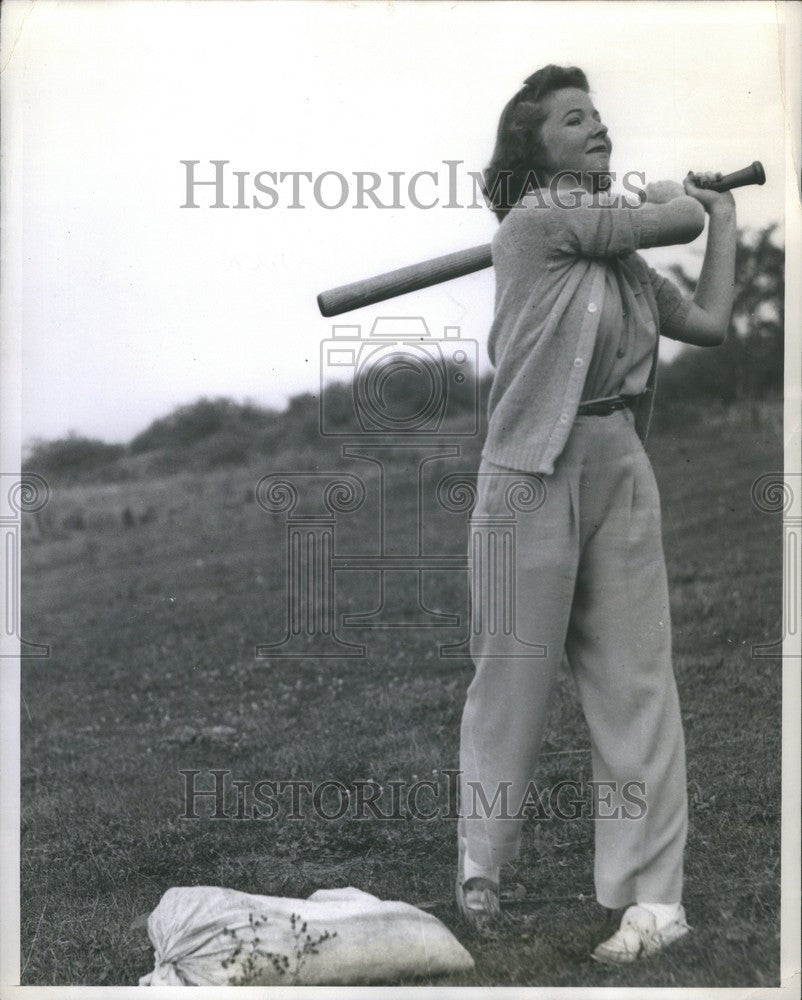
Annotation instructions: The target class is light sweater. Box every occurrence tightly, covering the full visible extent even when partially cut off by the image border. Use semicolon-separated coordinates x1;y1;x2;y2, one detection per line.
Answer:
482;189;692;474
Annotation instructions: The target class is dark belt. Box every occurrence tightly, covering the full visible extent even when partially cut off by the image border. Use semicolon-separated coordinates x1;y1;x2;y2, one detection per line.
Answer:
576;395;638;417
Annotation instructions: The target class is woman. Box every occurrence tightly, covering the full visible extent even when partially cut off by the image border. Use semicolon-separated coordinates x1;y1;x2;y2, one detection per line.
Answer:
456;65;736;964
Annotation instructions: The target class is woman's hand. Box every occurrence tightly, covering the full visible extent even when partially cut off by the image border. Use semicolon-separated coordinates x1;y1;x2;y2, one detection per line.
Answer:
683;172;736;215
643;180;686;204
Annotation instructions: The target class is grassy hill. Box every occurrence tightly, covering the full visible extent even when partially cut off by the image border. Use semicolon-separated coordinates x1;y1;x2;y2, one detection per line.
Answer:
20;397;783;987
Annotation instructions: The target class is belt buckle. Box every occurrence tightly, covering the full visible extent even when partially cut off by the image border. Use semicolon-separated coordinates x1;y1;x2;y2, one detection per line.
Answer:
578;395;629;417
596;398;621;416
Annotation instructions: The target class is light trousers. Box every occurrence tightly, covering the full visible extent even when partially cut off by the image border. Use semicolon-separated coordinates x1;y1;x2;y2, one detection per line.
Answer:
459;407;687;908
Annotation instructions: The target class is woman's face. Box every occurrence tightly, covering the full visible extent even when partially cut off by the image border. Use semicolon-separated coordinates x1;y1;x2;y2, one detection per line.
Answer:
537;87;612;188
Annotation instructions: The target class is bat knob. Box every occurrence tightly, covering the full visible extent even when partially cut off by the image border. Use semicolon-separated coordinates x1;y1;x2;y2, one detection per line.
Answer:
750;160;766;185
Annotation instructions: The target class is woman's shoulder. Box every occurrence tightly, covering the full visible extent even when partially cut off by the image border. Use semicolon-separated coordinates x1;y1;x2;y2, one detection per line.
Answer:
494;187;610;238
491;189;559;254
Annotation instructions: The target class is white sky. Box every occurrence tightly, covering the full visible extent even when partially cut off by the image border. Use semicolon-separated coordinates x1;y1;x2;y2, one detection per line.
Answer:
3;0;793;444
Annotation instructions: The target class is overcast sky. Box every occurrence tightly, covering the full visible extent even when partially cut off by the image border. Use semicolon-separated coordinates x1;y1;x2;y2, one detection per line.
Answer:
3;0;794;445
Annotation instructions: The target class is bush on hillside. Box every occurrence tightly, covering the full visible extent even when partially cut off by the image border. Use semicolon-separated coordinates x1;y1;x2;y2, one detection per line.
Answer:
23;435;125;481
130;398;280;454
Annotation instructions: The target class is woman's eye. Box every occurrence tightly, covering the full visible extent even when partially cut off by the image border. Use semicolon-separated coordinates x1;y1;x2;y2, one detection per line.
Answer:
567;119;581;126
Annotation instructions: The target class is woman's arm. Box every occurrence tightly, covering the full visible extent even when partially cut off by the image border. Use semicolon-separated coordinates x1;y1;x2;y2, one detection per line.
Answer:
544;182;705;259
649;197;707;248
641;181;707;248
671;174;737;347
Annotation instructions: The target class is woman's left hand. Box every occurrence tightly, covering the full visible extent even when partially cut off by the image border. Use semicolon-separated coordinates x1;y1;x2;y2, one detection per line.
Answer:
683;172;736;215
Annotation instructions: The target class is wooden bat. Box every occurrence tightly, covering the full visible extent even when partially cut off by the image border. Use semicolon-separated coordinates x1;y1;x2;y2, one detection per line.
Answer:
317;161;765;317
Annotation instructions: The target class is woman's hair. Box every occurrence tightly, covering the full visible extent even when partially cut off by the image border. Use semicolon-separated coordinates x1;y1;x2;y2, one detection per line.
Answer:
483;65;590;221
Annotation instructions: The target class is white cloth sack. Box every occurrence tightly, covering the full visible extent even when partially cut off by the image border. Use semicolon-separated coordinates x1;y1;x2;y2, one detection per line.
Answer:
139;885;474;986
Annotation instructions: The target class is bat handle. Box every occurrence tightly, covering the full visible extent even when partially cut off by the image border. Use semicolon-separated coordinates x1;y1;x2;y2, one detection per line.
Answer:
693;161;766;192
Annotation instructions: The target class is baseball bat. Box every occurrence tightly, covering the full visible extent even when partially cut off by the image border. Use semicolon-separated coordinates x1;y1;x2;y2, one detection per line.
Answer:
316;161;765;318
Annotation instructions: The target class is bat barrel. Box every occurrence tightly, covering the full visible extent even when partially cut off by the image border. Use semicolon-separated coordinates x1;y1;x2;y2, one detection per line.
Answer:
317;244;493;317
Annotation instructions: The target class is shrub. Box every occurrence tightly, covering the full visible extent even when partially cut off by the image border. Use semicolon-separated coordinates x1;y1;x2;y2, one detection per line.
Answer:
23;435;125;481
130;398;280;454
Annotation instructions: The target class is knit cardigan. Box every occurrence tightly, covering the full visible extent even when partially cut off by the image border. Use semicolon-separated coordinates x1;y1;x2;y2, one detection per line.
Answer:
482;189;692;475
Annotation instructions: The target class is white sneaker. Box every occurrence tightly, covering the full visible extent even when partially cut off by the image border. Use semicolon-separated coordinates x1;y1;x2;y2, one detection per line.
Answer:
591;904;690;965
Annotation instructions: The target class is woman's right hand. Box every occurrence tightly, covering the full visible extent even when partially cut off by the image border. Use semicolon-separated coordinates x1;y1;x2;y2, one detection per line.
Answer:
683;173;736;216
642;180;687;204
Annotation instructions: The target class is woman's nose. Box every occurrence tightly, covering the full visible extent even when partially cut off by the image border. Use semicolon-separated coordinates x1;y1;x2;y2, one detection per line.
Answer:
591;121;608;138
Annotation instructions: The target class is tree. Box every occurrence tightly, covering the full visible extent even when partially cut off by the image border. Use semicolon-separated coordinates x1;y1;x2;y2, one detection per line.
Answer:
23;433;125;481
658;224;784;405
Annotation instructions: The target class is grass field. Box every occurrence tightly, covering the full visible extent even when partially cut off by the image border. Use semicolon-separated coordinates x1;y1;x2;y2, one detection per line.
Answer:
19;400;783;987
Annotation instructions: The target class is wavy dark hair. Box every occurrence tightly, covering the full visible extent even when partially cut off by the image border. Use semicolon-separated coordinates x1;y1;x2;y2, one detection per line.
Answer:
483;65;590;221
